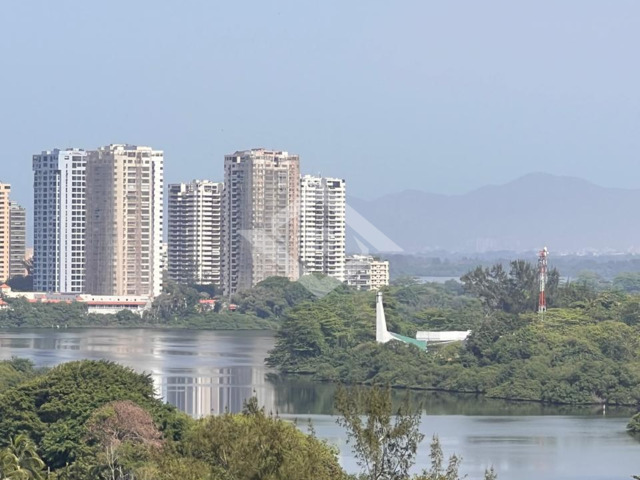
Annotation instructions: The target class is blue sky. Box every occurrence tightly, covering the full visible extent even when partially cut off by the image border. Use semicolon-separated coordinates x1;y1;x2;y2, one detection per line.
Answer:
1;0;639;210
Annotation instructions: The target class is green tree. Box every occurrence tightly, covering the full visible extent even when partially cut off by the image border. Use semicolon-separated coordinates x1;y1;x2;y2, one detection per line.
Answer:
335;386;424;480
574;271;609;292
0;434;46;480
185;397;345;480
336;386;497;480
6;275;33;292
0;361;187;470
612;272;640;294
414;436;463;480
149;276;201;322
0;358;42;393
461;261;559;314
231;276;316;319
628;412;640;435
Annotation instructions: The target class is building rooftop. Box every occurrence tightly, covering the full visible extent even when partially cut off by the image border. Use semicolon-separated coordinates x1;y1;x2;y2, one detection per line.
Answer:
227;148;295;158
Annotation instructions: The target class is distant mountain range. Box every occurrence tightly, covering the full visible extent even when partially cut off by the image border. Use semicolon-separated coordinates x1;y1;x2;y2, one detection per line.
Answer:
347;173;640;254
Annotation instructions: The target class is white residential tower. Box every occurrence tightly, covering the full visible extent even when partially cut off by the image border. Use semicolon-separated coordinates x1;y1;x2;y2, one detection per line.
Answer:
168;180;223;286
32;149;87;292
299;175;346;281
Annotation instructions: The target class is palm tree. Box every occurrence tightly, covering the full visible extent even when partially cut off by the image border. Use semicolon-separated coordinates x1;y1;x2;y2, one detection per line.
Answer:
0;435;45;480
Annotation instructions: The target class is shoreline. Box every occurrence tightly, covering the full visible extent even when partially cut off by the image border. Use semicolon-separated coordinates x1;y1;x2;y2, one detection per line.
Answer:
274;372;640;409
2;324;638;409
0;323;278;331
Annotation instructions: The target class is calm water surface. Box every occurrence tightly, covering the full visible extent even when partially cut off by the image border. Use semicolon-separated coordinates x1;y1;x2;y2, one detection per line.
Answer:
0;328;638;480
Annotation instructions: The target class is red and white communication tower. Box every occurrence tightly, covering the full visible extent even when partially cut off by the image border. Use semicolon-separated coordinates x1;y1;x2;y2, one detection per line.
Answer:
538;247;549;318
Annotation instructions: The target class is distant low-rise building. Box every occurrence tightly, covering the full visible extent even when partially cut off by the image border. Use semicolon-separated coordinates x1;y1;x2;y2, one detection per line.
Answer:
197;298;217;312
344;255;389;290
79;294;150;315
0;284;151;315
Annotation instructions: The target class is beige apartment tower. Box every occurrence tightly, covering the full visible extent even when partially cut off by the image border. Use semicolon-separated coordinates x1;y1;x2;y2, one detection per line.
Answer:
168;180;223;286
222;148;300;295
0;184;10;282
85;145;164;297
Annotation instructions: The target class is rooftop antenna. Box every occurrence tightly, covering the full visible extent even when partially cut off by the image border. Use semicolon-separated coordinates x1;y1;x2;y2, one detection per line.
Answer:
538;247;548;319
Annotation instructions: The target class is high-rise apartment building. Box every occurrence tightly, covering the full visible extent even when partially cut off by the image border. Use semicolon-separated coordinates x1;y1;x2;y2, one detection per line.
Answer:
222;148;300;295
299;175;346;281
168;180;223;286
0;184;10;282
9;202;26;278
85;144;164;297
345;255;390;291
32;149;87;292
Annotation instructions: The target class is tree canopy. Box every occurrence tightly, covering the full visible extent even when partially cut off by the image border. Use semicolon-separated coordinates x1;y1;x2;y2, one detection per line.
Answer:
268;261;640;408
0;360;350;479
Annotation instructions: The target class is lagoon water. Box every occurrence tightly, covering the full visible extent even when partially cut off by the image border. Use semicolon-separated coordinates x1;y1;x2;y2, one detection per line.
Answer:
0;328;638;480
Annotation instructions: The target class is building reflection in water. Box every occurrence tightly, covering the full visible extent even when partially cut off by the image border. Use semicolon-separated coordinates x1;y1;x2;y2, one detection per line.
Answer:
146;330;278;418
0;328;279;419
153;366;277;418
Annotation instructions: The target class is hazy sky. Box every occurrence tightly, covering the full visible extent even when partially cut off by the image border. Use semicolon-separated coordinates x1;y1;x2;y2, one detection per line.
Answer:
1;0;639;210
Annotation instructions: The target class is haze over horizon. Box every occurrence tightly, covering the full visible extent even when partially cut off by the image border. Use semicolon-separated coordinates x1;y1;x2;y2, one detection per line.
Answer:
2;1;639;210
347;171;640;254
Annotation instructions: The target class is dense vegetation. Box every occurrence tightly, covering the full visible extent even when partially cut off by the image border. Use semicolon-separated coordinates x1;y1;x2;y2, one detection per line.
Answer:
0;296;276;330
0;277;317;330
0;360;500;479
0;360;348;479
268;262;640;409
6;260;640;441
0;357;46;391
0;276;347;330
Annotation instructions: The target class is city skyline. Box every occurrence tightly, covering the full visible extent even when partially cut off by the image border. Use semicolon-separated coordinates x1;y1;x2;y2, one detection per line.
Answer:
11;142;640;250
0;4;637;479
19;143;358;295
10;141;640;265
11;139;640;270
